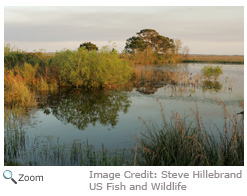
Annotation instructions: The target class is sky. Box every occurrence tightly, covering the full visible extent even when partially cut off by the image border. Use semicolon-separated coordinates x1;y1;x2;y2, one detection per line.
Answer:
4;6;244;55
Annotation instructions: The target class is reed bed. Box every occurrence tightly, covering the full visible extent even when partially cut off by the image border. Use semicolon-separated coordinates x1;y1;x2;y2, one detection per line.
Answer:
133;65;201;86
4;68;37;107
132;65;202;94
136;102;244;166
4;107;30;164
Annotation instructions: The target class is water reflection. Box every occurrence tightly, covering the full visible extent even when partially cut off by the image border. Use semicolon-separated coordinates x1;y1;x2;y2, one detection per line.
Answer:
132;65;201;94
202;80;223;92
38;89;132;130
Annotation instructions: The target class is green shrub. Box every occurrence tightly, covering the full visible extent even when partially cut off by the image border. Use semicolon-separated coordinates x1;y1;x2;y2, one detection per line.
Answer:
52;47;132;89
201;65;223;80
4;50;51;69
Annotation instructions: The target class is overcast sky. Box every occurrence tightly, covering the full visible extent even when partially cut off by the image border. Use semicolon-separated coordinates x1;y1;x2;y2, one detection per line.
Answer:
4;6;244;55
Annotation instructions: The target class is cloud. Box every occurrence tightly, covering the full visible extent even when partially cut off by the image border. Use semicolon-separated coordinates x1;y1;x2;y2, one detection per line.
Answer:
4;6;244;55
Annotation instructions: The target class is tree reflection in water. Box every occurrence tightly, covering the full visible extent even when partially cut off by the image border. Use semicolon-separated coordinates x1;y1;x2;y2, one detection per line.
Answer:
39;88;132;130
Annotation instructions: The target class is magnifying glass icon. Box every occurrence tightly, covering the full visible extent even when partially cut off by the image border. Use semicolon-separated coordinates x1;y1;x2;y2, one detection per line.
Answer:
3;170;17;184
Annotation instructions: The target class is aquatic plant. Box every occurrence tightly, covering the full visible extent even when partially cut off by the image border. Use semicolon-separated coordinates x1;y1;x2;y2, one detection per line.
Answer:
132;65;202;94
4;107;30;164
136;102;244;166
201;65;223;81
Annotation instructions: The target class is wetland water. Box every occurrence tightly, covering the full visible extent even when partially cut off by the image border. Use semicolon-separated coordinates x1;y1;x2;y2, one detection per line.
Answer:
5;63;244;165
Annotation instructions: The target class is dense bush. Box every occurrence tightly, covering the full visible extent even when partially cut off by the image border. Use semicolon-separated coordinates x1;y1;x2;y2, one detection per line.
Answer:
52;47;132;89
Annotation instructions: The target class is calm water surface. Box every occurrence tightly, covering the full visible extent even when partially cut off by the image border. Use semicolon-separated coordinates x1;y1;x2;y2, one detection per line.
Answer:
6;63;244;164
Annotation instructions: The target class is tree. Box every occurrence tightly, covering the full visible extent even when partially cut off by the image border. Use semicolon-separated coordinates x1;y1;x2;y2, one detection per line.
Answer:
125;36;146;53
182;45;190;58
174;39;182;55
79;42;98;51
125;29;175;55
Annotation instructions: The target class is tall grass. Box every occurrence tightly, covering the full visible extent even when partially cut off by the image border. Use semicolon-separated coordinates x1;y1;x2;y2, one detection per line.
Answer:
133;65;201;86
4;68;37;107
132;65;201;94
4;107;30;164
183;54;244;64
136;102;244;166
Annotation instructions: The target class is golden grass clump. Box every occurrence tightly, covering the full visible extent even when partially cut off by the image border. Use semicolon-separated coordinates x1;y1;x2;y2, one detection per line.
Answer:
136;101;244;166
4;69;36;107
